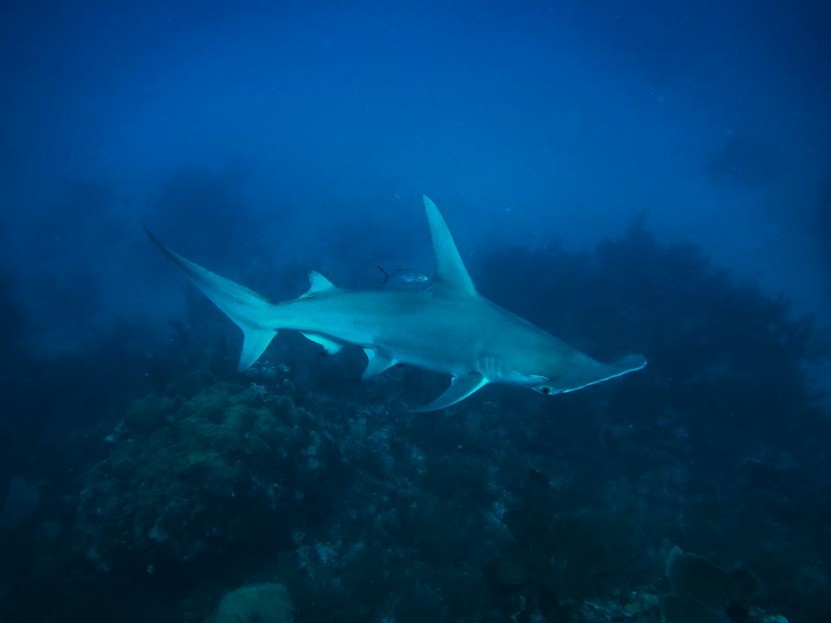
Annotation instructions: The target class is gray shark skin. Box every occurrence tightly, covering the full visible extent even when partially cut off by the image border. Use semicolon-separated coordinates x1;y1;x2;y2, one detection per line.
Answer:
146;196;646;411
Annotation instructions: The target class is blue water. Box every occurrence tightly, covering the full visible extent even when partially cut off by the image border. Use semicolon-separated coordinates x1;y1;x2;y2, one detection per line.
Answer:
1;1;829;621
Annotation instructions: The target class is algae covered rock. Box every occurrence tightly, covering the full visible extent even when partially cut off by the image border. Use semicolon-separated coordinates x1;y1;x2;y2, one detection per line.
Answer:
73;381;327;572
660;593;725;623
206;582;292;623
665;546;734;610
661;546;762;623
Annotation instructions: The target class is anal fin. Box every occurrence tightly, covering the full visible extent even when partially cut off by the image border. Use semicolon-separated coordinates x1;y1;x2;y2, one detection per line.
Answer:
362;348;397;379
410;372;488;412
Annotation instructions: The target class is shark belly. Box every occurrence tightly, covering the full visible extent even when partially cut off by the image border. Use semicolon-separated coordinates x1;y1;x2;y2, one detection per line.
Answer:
268;290;481;377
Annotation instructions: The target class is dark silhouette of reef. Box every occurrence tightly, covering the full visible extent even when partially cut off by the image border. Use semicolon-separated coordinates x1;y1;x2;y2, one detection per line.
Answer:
704;133;779;189
818;178;831;286
0;223;829;623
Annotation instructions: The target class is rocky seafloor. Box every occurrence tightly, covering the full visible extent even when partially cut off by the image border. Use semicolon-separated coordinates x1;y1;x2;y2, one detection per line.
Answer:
1;229;829;622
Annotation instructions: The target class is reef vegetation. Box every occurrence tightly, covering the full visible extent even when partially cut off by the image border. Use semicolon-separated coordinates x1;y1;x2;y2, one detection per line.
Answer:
0;223;829;623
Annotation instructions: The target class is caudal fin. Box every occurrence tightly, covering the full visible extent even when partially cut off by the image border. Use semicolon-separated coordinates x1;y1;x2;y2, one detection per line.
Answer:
145;227;277;370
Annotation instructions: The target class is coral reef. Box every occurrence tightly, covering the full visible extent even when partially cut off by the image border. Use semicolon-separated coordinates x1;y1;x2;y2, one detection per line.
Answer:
661;546;760;623
0;227;828;622
73;376;333;574
206;582;292;623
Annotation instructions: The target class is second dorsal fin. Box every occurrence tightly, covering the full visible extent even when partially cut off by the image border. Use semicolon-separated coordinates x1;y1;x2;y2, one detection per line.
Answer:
301;270;337;298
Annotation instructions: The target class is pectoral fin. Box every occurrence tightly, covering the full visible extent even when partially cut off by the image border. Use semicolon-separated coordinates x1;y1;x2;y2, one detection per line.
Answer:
301;332;343;355
410;372;488;412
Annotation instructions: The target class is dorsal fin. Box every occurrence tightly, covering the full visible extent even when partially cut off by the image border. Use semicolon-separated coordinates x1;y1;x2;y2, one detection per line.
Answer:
423;195;477;297
301;270;337;298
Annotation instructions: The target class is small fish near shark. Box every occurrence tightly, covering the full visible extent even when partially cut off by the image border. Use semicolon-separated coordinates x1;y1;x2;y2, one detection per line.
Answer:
378;266;431;289
146;196;646;411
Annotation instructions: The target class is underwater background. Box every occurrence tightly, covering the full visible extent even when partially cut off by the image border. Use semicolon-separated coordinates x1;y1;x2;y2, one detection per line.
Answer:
1;1;830;621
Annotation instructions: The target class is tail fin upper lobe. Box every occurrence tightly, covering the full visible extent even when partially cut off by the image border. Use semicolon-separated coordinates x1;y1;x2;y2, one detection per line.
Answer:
145;226;277;370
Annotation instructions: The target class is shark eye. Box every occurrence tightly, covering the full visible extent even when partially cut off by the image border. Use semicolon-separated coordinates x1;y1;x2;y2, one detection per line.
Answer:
540;385;552;395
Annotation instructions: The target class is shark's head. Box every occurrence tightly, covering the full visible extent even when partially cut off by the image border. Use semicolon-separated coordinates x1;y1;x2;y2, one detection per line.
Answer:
526;352;647;396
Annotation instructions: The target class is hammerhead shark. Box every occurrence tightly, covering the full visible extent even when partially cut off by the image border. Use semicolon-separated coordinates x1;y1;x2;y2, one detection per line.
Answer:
147;196;646;411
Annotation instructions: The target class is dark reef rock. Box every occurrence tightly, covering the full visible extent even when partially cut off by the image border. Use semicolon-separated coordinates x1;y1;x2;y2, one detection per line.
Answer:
205;582;292;623
1;224;829;623
73;380;326;574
